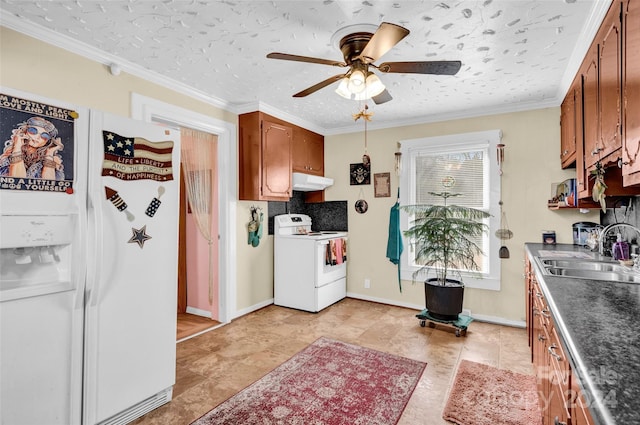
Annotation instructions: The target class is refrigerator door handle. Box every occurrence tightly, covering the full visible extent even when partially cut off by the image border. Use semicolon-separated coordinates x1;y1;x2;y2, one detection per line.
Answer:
86;175;103;308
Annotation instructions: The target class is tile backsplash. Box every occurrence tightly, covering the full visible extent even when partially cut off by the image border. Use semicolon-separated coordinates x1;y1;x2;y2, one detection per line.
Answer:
268;191;348;235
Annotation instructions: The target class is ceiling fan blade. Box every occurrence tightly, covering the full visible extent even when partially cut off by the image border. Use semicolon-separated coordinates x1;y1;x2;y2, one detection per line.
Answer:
378;60;462;75
267;52;346;67
359;22;410;63
372;89;393;105
293;74;346;97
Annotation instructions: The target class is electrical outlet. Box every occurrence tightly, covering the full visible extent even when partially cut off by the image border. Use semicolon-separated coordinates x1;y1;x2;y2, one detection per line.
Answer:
364;278;370;289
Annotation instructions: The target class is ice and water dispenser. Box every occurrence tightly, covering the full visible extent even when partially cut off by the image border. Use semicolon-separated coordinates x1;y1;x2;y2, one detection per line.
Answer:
0;214;76;300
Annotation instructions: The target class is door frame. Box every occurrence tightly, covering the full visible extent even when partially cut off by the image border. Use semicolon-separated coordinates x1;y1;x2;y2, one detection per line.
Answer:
131;93;237;323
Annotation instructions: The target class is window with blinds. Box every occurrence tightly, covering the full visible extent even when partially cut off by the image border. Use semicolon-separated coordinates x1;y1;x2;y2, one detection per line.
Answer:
399;130;502;291
414;148;487;209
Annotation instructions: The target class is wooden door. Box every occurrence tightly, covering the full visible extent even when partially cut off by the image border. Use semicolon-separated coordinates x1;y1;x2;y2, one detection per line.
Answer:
598;4;623;160
623;0;640;185
292;126;308;173
261;120;292;199
560;86;577;168
177;166;187;313
306;131;324;176
582;44;599;171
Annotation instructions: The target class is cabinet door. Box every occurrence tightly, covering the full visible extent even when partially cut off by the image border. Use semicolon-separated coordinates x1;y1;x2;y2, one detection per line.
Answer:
292;128;324;176
292;126;308;173
582;45;599;170
623;0;640;185
571;371;595;425
560;88;577;168
598;6;623;161
261;120;292;199
306;131;324;175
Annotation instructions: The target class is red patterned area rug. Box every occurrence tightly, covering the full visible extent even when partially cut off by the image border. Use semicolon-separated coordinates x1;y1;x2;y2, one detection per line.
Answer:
442;360;542;425
191;337;426;425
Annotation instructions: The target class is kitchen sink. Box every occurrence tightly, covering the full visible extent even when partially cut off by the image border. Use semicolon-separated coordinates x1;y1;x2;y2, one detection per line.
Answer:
536;258;640;284
544;267;640;283
541;259;624;272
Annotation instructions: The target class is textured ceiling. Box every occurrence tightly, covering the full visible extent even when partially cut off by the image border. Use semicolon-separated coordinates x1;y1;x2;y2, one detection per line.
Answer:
0;0;609;134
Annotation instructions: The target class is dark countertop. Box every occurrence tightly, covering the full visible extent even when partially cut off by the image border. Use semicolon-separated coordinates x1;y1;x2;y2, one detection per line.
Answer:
525;243;640;425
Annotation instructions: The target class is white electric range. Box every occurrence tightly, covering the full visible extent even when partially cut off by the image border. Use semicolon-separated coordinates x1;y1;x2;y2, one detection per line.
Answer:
273;214;347;312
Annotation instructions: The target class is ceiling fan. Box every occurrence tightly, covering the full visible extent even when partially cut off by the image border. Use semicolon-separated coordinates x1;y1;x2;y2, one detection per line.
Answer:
266;22;462;105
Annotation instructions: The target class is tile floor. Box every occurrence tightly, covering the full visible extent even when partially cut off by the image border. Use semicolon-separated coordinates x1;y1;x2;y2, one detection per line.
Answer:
133;298;533;425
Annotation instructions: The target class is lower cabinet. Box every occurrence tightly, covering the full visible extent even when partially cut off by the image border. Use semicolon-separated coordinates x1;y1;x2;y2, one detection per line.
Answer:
525;255;594;425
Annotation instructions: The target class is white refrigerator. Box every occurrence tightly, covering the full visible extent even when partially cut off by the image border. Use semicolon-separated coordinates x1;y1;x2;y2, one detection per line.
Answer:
0;88;180;425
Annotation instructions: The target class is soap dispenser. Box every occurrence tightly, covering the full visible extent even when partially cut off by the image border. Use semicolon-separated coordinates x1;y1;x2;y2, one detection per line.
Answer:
612;233;630;260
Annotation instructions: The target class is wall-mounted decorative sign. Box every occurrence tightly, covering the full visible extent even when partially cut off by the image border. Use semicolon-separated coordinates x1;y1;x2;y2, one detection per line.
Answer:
0;93;77;193
350;162;370;185
374;172;390;197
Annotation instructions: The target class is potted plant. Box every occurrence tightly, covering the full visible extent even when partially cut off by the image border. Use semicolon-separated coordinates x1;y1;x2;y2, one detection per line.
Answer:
402;192;489;321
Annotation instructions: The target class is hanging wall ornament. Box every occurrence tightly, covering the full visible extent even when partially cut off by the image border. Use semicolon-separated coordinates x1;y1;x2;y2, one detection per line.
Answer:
355;188;368;214
350;162;370;185
353;104;373;169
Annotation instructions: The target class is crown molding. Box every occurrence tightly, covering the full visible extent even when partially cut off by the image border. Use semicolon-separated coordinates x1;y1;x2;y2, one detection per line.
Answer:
1;12;235;113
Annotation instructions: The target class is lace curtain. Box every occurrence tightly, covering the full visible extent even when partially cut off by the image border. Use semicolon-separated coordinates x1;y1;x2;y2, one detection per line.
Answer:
180;128;217;304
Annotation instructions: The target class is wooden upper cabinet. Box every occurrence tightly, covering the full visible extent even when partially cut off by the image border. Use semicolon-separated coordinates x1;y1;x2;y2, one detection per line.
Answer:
238;112;293;201
582;2;622;171
623;0;640;185
597;4;623;162
292;127;324;176
261;120;293;199
581;44;599;171
560;82;579;168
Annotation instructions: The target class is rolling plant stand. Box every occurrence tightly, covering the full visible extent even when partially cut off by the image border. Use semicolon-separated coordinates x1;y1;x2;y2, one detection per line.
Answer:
416;309;473;337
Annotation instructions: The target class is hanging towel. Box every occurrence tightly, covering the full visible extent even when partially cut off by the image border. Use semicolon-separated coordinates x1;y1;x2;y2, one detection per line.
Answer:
329;240;337;265
341;238;347;263
335;239;344;265
325;242;332;265
386;190;404;292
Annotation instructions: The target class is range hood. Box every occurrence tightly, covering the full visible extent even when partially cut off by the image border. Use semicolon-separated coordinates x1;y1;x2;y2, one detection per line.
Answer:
292;172;334;192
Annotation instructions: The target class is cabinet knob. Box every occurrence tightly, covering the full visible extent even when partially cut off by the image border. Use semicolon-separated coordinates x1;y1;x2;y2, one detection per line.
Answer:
538;333;546;341
554;417;567;425
591;147;602;155
562;150;568;155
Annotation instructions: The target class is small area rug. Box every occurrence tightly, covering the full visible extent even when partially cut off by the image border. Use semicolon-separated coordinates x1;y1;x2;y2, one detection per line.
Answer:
442;360;541;425
191;336;426;425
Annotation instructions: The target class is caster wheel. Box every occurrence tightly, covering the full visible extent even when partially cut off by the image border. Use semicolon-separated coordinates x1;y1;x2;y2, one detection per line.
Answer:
462;329;468;336
420;320;426;327
455;329;461;337
428;321;436;328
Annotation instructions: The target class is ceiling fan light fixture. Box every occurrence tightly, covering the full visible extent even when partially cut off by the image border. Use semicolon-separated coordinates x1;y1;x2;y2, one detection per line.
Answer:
335;77;353;99
364;73;385;97
348;69;366;93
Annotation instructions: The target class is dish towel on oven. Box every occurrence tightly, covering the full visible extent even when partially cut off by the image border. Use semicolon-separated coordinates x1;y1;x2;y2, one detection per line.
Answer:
326;239;347;265
386;190;403;292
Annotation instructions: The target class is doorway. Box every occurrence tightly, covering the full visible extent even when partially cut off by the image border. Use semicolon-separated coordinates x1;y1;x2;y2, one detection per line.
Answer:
177;132;222;340
132;93;238;326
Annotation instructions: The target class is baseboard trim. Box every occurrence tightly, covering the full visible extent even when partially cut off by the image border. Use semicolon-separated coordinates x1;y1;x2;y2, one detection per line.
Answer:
233;298;274;320
185;306;211;318
345;293;525;328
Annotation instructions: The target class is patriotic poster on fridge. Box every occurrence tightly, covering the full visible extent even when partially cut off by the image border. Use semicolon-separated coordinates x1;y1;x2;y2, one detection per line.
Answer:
100;130;175;249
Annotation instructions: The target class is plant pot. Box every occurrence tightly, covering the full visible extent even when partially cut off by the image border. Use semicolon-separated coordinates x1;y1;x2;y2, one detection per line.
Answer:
424;278;464;321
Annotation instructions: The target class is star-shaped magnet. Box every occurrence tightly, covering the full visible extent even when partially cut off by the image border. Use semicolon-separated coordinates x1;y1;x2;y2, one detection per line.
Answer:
128;225;152;248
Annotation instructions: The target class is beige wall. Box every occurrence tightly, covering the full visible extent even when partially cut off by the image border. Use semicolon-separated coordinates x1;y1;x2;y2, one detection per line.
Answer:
2;27;599;322
323;109;599;323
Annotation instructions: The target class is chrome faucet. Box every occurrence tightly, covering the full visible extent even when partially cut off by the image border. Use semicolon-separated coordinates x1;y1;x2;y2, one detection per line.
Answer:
598;223;640;257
